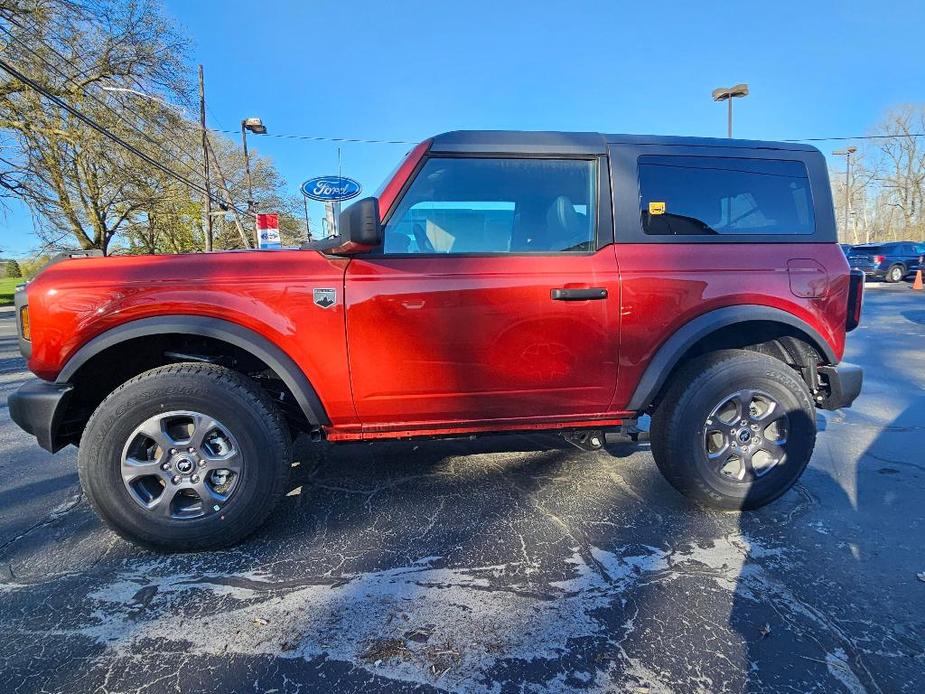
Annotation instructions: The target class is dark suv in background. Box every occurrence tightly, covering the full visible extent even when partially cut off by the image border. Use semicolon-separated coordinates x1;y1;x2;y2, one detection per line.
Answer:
846;241;925;282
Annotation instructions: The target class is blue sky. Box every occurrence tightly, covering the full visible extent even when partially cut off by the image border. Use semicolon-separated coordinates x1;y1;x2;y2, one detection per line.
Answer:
2;0;923;256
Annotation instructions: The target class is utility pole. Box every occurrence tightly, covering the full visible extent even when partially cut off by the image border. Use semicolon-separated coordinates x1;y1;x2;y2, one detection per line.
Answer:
833;146;857;241
198;65;213;252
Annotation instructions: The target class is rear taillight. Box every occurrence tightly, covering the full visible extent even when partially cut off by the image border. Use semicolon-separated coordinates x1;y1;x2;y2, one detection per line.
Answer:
846;269;864;332
873;254;885;264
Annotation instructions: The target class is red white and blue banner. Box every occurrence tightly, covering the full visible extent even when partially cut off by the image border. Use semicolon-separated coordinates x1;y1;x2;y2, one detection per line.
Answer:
256;213;281;249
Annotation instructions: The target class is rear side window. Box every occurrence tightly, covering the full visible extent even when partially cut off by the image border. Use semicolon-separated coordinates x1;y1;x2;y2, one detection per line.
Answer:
638;155;815;236
382;157;596;254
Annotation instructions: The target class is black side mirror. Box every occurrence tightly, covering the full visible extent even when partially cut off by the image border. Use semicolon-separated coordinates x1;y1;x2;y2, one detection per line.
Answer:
338;197;382;248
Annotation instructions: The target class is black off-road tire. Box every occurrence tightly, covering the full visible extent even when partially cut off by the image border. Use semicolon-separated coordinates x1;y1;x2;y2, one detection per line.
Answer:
650;350;816;510
78;363;291;551
885;264;905;283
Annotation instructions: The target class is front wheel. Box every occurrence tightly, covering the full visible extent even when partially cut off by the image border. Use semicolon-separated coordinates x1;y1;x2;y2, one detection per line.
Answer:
650;350;816;510
78;363;291;551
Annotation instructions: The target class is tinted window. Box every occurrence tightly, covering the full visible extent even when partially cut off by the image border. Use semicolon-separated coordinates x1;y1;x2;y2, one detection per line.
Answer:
638;155;814;236
382;157;596;254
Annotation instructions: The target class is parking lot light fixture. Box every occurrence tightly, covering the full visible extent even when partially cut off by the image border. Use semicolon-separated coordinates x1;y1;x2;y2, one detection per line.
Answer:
242;117;267;135
712;83;749;138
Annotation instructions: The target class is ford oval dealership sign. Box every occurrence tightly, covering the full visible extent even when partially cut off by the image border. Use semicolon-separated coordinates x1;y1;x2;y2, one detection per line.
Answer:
301;175;362;202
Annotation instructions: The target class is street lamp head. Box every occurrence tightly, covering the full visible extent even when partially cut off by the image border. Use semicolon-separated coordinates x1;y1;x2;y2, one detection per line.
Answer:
832;146;858;156
242;117;267;134
712;83;749;101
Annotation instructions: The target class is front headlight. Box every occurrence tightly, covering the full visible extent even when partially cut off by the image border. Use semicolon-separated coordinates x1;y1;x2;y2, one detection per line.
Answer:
19;305;30;340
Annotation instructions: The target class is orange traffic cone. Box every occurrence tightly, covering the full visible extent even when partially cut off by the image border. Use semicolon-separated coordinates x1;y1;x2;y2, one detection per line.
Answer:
914;269;924;291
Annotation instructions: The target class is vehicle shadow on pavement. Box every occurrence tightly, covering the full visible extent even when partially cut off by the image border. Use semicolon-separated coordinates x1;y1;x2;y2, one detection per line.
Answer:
729;394;925;693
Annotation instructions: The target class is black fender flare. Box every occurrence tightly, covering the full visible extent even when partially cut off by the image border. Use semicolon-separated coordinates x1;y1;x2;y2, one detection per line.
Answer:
57;315;330;426
626;305;837;412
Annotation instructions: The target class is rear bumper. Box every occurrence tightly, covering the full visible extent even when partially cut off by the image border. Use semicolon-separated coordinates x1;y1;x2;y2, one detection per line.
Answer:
817;363;863;410
8;379;74;453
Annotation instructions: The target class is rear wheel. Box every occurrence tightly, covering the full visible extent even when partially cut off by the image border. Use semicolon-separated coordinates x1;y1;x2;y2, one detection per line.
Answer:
885;264;905;283
650;350;816;510
78;363;291;551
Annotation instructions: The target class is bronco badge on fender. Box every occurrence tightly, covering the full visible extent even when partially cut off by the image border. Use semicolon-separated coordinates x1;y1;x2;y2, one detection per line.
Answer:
313;288;336;308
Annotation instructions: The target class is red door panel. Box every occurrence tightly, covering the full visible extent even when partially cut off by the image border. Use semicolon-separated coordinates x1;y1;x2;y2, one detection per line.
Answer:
345;248;620;428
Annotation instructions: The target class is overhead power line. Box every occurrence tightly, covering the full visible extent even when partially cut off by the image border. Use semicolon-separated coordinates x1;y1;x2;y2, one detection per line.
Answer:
211;129;417;145
0;55;246;214
0;21;213;190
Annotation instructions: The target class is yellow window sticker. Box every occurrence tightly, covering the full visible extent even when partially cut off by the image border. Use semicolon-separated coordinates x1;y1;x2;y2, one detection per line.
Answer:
648;201;666;215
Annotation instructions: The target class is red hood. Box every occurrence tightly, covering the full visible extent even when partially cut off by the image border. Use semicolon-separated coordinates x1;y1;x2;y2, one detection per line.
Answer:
25;249;349;381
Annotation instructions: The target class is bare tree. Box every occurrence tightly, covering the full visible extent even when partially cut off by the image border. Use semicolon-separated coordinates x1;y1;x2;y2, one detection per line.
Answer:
873;105;925;242
0;0;191;253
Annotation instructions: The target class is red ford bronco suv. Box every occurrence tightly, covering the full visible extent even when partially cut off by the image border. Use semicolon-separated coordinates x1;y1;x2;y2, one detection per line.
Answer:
10;131;864;551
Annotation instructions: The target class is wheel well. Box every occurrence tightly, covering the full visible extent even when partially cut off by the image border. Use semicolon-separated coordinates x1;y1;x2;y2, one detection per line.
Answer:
648;320;825;411
57;333;312;447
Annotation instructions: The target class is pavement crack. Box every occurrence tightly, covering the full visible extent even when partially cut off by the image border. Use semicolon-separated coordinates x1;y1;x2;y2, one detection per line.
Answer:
0;486;84;557
866;452;925;472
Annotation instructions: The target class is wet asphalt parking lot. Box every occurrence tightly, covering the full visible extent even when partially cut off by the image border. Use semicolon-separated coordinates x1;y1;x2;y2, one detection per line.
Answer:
0;282;923;693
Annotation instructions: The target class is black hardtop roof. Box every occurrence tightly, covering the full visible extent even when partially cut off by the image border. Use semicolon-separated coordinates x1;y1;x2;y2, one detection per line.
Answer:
429;130;820;155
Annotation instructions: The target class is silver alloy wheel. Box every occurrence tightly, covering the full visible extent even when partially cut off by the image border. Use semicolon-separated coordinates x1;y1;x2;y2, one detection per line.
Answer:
702;389;789;483
889;266;903;282
121;410;243;519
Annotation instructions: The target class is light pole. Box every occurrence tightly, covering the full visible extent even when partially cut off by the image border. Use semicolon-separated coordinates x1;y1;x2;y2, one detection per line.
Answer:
711;83;749;138
241;116;267;246
832;146;857;240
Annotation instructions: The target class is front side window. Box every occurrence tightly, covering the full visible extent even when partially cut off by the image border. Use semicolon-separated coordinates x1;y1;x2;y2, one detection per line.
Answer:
638;155;815;236
382;157;596;254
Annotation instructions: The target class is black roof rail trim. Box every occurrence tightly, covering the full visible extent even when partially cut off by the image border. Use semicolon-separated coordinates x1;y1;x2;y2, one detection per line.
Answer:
428;130;820;154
